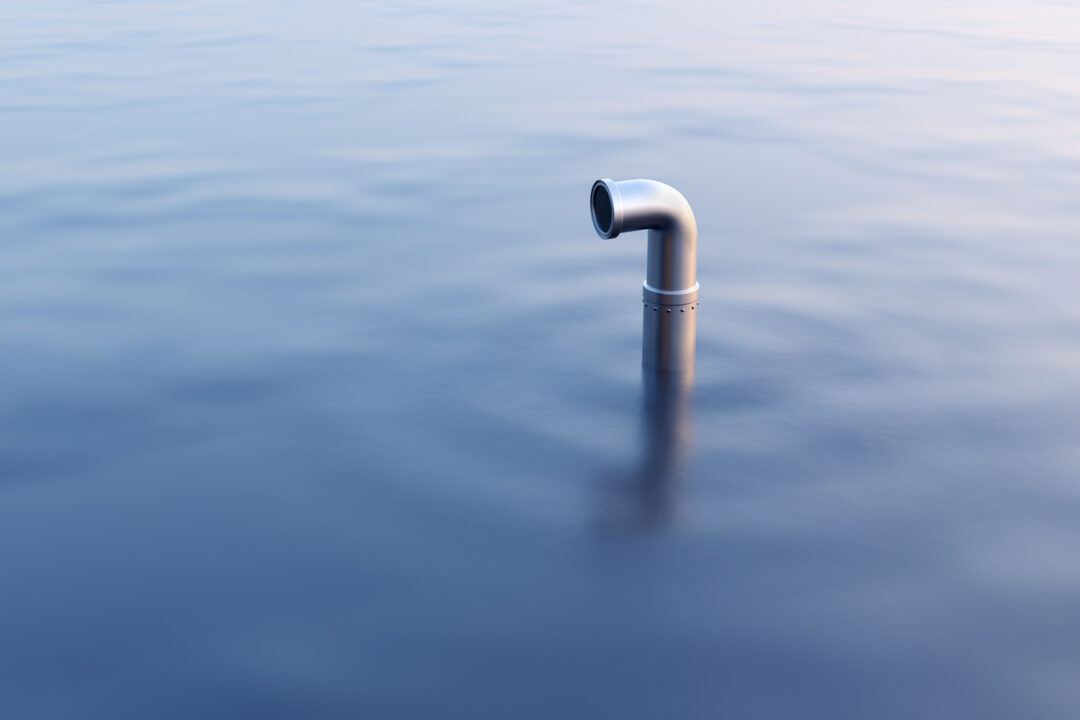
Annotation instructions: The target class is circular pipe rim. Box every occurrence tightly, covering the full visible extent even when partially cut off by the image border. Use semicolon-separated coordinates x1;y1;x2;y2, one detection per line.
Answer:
590;178;623;239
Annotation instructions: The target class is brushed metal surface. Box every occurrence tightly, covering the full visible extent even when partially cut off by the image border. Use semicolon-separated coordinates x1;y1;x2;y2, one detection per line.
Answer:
590;178;700;371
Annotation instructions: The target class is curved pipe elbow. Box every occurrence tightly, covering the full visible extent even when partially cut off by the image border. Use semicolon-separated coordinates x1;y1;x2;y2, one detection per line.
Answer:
590;178;698;302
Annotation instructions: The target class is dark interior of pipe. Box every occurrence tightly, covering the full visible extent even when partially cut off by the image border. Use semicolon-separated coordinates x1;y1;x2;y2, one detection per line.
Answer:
592;184;613;235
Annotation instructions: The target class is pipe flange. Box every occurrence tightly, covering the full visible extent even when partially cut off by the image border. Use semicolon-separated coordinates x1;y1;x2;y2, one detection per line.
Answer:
642;281;699;306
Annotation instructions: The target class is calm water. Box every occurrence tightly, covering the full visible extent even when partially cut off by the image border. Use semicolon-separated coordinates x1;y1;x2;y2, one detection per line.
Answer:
3;1;1080;717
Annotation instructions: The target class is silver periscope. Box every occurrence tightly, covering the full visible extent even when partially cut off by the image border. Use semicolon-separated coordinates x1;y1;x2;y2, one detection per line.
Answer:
590;178;699;371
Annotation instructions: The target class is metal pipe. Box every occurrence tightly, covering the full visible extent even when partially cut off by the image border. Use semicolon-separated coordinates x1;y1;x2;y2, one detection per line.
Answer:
589;178;699;371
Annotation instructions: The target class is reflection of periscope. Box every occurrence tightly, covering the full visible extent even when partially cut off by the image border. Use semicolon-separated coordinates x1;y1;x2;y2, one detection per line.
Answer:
593;368;694;531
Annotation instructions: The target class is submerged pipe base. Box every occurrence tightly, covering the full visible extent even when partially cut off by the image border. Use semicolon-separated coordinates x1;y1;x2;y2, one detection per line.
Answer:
643;297;697;371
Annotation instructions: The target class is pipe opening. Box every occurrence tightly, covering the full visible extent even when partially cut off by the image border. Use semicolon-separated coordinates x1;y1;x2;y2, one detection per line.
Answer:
592;184;613;236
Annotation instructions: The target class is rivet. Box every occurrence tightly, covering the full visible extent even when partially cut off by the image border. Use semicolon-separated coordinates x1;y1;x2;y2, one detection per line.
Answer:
666;308;671;313
680;308;685;312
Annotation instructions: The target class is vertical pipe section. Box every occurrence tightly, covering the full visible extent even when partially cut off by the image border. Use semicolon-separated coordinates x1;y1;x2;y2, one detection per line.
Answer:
589;178;700;371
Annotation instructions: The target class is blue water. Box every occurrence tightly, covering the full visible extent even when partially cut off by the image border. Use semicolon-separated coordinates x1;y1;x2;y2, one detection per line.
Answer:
4;1;1080;717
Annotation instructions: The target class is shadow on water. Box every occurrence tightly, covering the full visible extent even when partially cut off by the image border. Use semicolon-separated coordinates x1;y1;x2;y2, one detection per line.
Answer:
592;368;694;532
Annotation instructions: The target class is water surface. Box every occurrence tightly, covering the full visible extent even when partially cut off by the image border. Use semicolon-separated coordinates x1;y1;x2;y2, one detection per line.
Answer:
3;1;1080;717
